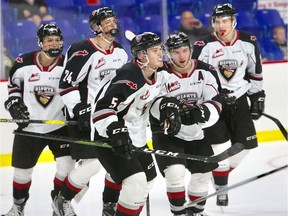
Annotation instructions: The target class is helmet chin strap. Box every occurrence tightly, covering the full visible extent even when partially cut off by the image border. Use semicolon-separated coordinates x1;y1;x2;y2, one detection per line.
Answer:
42;50;54;59
137;54;158;72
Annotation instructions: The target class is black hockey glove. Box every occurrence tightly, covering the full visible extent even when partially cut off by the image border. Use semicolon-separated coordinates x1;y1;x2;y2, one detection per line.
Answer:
73;102;92;131
249;90;266;120
159;97;181;136
107;122;133;159
179;104;210;125
4;96;30;128
221;88;237;106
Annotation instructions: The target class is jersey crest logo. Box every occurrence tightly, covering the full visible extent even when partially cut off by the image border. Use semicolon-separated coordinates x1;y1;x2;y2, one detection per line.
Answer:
165;81;181;93
140;90;150;100
176;93;198;107
15;57;23;63
194;41;205;46
28;73;40;82
113;80;137;90
218;60;238;81
95;57;106;69
212;49;224;58
33;85;56;108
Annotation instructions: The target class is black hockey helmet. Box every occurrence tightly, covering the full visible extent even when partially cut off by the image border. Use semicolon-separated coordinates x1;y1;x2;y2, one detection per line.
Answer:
212;3;236;21
130;32;161;58
89;7;117;35
37;23;63;57
165;32;191;52
37;23;63;43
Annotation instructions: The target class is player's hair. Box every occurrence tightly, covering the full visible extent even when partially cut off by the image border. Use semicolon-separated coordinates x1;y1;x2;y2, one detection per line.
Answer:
130;32;161;58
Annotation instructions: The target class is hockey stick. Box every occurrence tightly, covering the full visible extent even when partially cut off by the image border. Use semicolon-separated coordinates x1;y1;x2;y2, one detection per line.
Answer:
0;118;78;125
146;195;150;216
13;130;244;163
262;113;288;141
185;164;288;208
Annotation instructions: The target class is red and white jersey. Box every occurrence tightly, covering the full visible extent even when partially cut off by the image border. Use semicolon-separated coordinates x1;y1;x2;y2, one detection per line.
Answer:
92;60;171;148
59;39;128;117
150;60;222;141
7;51;66;133
192;30;263;97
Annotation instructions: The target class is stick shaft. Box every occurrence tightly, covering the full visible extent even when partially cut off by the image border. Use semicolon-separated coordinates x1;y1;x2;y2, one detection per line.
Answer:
185;164;288;208
0;118;77;125
13;130;243;163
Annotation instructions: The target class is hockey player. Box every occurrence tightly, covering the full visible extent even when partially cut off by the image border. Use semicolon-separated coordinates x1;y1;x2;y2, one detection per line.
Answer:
52;7;128;216
149;32;222;216
92;32;181;216
192;3;265;208
2;24;75;216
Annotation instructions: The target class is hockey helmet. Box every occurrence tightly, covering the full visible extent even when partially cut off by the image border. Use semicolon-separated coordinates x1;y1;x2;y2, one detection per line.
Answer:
89;7;117;35
130;32;161;58
212;3;236;23
37;23;63;57
165;32;191;52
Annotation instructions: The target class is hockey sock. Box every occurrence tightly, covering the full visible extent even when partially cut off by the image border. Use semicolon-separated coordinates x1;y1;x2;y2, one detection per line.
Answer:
61;177;82;200
103;173;122;203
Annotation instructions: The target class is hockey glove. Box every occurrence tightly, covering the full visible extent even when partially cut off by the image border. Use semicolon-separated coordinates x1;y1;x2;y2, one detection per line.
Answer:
249;90;266;120
221;88;237;106
107;122;133;159
73;102;92;131
159;97;181;136
179;104;210;125
4;96;30;128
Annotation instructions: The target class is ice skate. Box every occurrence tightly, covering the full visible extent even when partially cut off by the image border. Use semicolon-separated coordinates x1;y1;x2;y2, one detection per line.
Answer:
102;202;116;216
216;191;228;213
1;203;25;216
52;194;77;216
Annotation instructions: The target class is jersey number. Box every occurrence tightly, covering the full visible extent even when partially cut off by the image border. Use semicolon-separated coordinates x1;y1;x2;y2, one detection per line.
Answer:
63;70;73;83
109;97;118;108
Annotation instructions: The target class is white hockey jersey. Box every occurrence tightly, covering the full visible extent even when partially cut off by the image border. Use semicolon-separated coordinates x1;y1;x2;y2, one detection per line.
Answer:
59;39;128;117
192;30;264;97
7;51;66;133
149;60;222;141
92;60;171;148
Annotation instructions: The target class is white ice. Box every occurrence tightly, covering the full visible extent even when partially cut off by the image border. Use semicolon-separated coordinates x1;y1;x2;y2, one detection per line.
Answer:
1;141;287;216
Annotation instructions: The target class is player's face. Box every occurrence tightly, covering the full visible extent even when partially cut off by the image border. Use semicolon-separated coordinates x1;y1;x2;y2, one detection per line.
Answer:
170;46;191;68
100;17;118;34
213;16;234;38
41;35;63;51
146;44;164;68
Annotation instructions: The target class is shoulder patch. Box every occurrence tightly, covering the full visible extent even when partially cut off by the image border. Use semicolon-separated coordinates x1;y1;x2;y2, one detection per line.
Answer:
194;41;206;46
113;80;138;90
250;35;257;41
15;57;23;63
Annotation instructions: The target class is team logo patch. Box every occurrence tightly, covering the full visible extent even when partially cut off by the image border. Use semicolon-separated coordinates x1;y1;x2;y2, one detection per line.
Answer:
95;57;106;69
140;90;150;100
33;85;56;108
15;57;23;63
194;40;205;46
218;60;238;81
212;49;224;58
99;69;113;80
75;50;89;56
250;35;257;41
176;93;198;107
28;73;40;82
113;80;137;90
165;81;181;93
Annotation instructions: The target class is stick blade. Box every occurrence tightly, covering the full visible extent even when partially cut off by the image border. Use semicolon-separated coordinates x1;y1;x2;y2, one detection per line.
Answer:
125;30;136;41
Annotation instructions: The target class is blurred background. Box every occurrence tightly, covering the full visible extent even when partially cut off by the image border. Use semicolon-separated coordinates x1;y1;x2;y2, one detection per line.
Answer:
0;0;287;79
